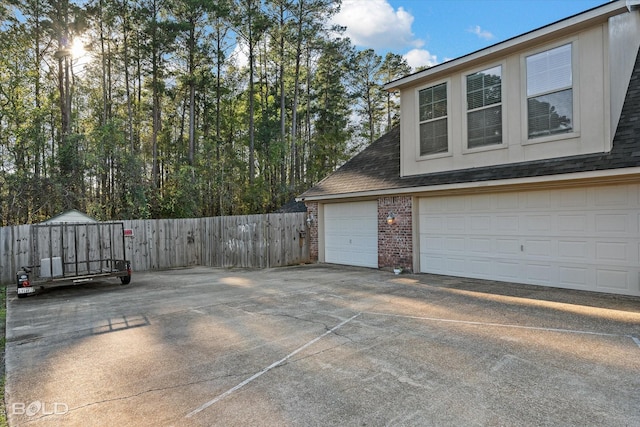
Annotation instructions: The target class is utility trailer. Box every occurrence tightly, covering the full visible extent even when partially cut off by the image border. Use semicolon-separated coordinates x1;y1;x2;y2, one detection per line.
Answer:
17;221;132;298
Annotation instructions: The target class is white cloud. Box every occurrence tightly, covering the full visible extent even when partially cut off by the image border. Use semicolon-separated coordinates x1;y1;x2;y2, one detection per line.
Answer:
230;39;248;68
403;49;438;71
332;0;423;50
468;25;495;40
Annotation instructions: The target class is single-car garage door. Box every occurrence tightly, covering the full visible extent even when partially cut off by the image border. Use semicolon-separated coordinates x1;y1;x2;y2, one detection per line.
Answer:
419;184;640;296
324;201;378;268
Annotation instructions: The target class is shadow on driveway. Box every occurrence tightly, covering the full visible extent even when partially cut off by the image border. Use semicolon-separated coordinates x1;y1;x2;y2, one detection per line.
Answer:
5;265;640;426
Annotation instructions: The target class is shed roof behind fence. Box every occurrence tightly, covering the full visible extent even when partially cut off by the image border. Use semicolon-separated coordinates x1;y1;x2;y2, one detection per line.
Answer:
41;209;98;224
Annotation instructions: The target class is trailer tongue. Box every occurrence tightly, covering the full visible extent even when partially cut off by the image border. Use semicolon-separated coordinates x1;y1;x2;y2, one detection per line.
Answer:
17;221;132;298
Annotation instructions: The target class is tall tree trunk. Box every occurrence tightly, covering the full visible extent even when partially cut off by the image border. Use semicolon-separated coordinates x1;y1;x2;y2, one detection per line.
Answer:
188;18;196;166
248;13;255;185
367;82;374;144
151;0;160;189
107;35;112;120
278;1;286;194
57;1;70;145
290;0;304;187
99;0;108;209
136;31;143;150
58;58;70;142
304;45;312;183
121;0;134;152
216;25;223;215
33;0;43;180
99;0;108;125
57;0;74;208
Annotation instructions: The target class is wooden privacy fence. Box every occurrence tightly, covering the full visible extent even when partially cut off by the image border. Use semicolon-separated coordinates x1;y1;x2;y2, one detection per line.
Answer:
0;212;310;284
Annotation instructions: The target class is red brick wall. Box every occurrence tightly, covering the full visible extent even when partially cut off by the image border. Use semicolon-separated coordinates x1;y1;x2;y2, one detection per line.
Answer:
305;197;413;270
378;196;413;271
305;202;319;261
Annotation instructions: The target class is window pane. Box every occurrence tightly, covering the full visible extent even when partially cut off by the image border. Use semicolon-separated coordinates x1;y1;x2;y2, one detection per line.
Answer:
468;128;485;142
433;118;447;138
419;83;448;155
485;84;501;106
419;88;432;105
468;109;485;131
485;105;502;127
467;66;501;110
433;83;447;101
467;105;502;149
467;73;483;92
420;104;433;121
433;100;447;118
419;86;433;104
420;118;448;155
527;44;571;96
467;90;484;110
527;89;573;138
419;83;447;122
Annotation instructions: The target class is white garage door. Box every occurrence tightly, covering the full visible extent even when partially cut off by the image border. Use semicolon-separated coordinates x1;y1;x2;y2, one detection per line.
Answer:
324;201;378;268
419;185;640;296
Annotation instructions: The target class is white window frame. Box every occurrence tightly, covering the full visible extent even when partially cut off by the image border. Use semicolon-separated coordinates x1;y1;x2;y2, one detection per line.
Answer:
462;62;507;154
415;79;452;160
521;39;580;145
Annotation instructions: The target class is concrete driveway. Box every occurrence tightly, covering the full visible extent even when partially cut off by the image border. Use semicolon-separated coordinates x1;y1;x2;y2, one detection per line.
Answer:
5;265;640;426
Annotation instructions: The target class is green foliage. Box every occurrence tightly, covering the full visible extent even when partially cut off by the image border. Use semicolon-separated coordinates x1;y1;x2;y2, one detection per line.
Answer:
0;0;407;225
379;53;411;131
159;165;199;218
308;38;354;183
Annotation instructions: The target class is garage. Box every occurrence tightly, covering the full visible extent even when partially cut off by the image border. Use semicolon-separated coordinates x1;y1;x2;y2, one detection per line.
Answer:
324;201;378;268
419;184;640;296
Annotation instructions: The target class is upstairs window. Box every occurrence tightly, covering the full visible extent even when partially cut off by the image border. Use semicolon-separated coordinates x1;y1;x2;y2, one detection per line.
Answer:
418;82;448;156
466;65;502;148
526;43;573;139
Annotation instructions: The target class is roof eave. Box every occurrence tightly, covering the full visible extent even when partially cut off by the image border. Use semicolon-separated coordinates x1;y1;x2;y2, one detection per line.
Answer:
297;167;640;202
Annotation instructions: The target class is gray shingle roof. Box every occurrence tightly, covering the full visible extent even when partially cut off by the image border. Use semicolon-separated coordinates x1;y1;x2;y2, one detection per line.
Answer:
275;200;308;213
300;47;640;200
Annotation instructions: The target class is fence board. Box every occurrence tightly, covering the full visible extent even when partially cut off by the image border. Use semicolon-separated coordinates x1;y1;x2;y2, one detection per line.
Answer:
0;225;29;284
0;212;309;284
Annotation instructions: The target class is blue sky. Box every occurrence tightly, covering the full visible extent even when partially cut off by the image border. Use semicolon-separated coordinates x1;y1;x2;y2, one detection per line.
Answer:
331;0;609;69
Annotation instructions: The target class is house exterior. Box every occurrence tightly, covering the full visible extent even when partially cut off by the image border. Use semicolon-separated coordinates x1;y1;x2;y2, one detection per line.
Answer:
298;0;640;297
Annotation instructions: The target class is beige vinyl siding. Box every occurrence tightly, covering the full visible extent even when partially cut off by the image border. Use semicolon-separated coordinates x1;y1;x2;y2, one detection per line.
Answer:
399;22;622;177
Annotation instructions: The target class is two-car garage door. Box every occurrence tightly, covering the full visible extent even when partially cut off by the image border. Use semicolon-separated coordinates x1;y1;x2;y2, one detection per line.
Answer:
419;185;640;296
324;201;378;268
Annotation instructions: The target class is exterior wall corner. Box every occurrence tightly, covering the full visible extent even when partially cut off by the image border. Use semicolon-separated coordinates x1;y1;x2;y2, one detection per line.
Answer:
305;201;319;262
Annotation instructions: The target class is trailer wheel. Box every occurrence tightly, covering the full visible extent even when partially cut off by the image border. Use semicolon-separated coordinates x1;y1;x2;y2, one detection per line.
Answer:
120;275;131;285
